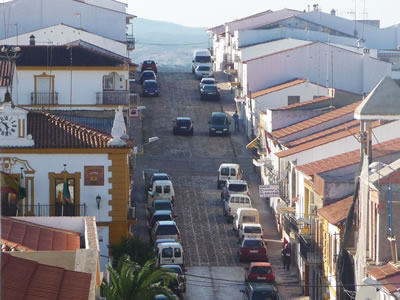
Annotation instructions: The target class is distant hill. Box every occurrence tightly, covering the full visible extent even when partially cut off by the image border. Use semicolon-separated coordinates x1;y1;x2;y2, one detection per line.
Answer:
129;18;211;72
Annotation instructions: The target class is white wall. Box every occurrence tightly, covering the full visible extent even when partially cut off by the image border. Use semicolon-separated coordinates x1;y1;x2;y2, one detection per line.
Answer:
0;25;128;57
244;43;392;95
97;225;110;273
13;69;128;106
1;153;113;222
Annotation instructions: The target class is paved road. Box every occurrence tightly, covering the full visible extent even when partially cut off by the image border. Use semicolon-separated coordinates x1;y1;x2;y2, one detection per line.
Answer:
131;71;307;299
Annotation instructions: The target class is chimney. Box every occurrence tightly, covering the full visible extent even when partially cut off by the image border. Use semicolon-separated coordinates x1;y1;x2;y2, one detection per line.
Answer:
363;48;370;55
313;4;319;11
331;9;336;16
388;237;398;264
29;35;35;46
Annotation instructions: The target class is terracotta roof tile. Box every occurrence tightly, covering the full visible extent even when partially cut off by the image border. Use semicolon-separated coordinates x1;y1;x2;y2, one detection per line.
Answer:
1;253;91;300
368;263;400;280
277;96;332;110
250;79;306;98
317;196;353;225
1;217;80;251
297;137;400;176
273;101;362;139
276;120;381;158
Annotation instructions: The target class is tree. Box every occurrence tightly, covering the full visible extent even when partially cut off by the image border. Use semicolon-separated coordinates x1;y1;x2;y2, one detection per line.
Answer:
110;236;155;268
101;255;176;300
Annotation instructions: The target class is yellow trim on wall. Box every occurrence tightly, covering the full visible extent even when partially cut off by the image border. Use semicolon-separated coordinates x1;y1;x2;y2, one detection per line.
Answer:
48;171;81;216
17;66;127;71
34;72;55;105
0;148;130;154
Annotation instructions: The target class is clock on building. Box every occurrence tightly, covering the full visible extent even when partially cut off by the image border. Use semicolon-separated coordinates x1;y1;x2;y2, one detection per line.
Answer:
0;115;18;137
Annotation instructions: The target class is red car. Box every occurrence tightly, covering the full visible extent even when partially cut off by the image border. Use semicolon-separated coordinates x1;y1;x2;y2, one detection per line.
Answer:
239;238;268;262
245;262;275;284
141;60;158;73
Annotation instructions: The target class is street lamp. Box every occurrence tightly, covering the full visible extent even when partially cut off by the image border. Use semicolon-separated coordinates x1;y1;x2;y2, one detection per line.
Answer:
0;45;21;102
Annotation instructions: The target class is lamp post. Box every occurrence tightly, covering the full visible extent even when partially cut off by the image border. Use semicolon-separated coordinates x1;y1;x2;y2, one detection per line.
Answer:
0;45;21;101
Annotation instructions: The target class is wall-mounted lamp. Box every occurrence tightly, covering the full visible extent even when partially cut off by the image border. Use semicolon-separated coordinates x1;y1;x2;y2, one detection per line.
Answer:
96;194;101;210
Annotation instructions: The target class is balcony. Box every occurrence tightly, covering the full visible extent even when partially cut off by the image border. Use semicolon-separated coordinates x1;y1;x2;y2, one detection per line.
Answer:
298;235;322;264
283;214;299;235
31;92;59;105
96;91;129;105
2;204;87;217
126;35;135;50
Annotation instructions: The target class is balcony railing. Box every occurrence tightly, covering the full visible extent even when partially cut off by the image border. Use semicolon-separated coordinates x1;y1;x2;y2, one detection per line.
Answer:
283;214;299;235
2;204;87;217
96;91;129;105
31;92;59;105
298;235;323;264
126;35;135;50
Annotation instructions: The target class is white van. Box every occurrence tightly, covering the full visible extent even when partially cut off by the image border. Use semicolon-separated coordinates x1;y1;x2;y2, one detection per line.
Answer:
192;49;212;73
238;223;263;242
217;163;242;189
233;208;260;232
223;194;252;221
147;179;175;208
156;242;184;267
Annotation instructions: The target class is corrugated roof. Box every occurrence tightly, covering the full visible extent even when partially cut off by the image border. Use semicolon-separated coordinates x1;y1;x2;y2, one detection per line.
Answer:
277;96;332;110
250;79;306;98
1;252;91;300
317;196;353;225
276;120;382;158
1;217;81;251
297;137;400;176
369;158;400;183
273;101;362;139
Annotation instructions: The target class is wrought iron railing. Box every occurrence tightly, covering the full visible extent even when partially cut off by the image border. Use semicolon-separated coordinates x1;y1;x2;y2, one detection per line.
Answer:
283;214;299;234
96;91;129;105
298;235;323;264
31;92;59;105
3;204;88;217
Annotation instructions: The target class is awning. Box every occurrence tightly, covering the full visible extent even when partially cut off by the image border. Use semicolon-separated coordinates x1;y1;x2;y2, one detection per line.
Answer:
246;136;259;150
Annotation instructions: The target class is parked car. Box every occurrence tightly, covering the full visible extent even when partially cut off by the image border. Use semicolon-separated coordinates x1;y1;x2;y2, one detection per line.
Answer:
199;77;216;90
147;180;175;208
245;262;275;284
156;242;184;267
139;70;156;84
154;238;176;252
239;238;268;262
158;273;185;298
223;194;252;221
240;283;280;300
154;294;178;300
217;163;242;189
151;220;181;244
142;79;159;97
194;64;213;79
148;199;174;220
141;60;158;73
144;171;171;192
233;208;260;234
208;112;230;136
221;179;249;201
200;84;220;100
172;117;194;136
238;223;264;242
148;210;174;232
160;264;186;292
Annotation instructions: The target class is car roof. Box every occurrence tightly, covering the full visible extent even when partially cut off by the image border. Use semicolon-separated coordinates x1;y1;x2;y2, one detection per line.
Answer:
229;193;250;198
242;223;262;227
152;180;173;185
143;79;157;83
219;163;239;168
153;210;172;216
250;262;272;267
156;220;176;226
248;283;277;292
201;77;215;81
143;60;155;63
161;264;183;269
142;70;155;74
227;179;247;184
243;238;264;243
153;173;169;177
157;242;181;248
176;117;191;121
212;112;227;117
237;207;258;212
153;199;172;204
155;238;176;244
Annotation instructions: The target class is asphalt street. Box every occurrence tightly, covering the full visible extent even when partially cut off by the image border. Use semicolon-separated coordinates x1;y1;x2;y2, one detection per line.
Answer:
130;71;307;300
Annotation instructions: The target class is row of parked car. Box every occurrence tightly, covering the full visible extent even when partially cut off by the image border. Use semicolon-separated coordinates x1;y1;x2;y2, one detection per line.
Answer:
217;163;280;299
139;60;160;97
143;170;186;299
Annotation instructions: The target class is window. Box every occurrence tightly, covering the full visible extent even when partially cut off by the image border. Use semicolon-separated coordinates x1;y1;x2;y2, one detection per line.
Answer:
49;171;81;217
162;248;173;258
155;186;162;193
288;96;300;105
164;185;171;193
174;247;181;257
230;168;237;176
221;167;230;176
103;75;114;90
34;72;55;105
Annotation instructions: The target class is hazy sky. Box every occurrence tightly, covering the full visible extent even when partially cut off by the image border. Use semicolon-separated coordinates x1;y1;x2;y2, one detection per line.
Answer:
127;0;399;29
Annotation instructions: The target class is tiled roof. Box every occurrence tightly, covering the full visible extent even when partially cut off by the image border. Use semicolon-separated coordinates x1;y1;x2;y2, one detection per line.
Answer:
1;217;81;251
297;137;400;176
0;60;14;87
368;263;400;294
277;96;332;110
317;196;353;225
272;101;362;139
18;110;123;149
250;79;306;98
276;120;382;158
1;252;91;300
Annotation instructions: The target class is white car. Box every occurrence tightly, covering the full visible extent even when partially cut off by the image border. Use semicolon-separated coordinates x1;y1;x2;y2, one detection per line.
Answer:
238;223;263;242
199;77;216;90
194;64;213;80
223;194;252;221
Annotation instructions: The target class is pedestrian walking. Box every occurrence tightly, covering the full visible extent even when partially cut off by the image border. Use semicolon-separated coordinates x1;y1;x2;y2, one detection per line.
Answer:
281;243;291;271
233;111;239;132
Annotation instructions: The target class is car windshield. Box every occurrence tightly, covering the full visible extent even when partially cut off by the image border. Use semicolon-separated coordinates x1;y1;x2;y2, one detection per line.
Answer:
243;215;257;223
195;56;211;63
202;79;215;84
176;119;191;127
157;225;178;235
229;184;247;192
212;117;226;125
154;202;172;211
153;214;172;224
252;291;278;300
144;81;158;88
153;174;169;181
198;66;210;71
243;239;264;247
244;226;262;234
252;266;272;274
220;167;230;176
203;85;217;91
142;72;155;79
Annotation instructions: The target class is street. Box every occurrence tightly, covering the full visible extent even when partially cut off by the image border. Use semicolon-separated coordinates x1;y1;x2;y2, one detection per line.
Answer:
132;71;305;299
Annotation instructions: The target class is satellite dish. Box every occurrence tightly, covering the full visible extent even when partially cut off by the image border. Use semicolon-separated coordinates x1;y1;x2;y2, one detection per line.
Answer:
355;277;380;300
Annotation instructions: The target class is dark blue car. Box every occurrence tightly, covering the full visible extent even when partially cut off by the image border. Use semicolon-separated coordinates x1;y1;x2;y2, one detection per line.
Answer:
142;79;159;97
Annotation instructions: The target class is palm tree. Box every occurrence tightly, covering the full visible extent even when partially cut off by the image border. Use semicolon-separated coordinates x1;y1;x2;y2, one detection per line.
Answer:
101;255;177;300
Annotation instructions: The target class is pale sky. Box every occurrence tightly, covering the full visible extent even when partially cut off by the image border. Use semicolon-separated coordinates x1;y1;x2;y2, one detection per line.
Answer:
126;0;399;29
